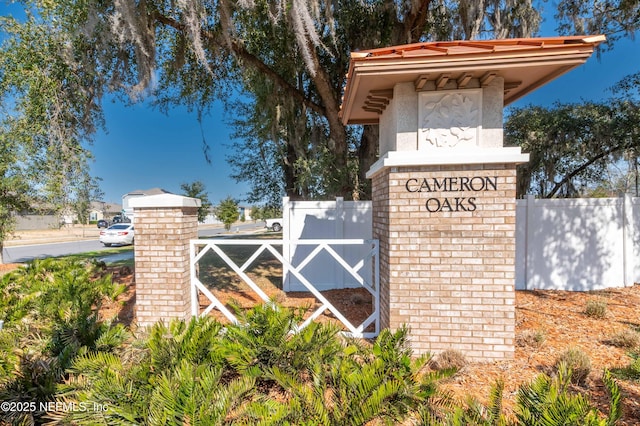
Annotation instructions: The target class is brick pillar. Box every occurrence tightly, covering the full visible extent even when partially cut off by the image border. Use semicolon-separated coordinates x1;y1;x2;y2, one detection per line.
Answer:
130;194;201;328
371;162;519;362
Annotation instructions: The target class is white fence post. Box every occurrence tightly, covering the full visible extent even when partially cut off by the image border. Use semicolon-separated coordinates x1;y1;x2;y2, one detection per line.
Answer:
523;194;535;290
335;197;344;287
282;196;291;291
623;193;635;287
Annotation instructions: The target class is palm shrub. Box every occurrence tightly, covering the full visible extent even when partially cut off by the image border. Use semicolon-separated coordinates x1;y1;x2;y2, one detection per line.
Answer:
147;315;225;372
0;258;126;425
147;361;256;426
62;316;257;424
423;380;508;426
216;302;344;381
515;363;621;426
268;326;455;425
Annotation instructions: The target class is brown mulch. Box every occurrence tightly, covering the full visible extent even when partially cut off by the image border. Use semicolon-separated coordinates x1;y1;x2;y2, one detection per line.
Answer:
101;264;640;425
0;263;20;273
443;285;640;425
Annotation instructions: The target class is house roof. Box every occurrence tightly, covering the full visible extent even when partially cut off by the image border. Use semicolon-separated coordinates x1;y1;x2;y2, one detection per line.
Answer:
340;35;606;125
89;201;122;212
123;187;173;197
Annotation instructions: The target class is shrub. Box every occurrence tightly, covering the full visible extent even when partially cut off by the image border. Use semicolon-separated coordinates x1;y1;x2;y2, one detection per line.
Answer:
515;364;621;426
554;347;591;385
429;349;467;371
584;298;607;319
517;329;546;348
0;259;126;425
609;329;640;349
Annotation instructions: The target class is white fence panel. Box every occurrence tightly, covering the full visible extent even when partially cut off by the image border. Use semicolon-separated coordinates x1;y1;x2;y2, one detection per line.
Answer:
190;238;380;338
282;197;372;291
633;197;640;282
277;195;637;292
515;195;637;291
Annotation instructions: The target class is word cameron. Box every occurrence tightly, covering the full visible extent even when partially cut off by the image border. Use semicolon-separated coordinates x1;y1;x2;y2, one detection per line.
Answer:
404;176;498;212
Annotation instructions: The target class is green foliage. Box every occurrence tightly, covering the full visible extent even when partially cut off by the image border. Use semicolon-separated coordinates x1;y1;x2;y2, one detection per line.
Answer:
180;180;213;222
219;302;343;379
0;258;127;424
61;307;458;425
505;100;640;198
147;316;224;372
251;205;283;222
270;326;454;426
427;380;508;426
147;361;255;426
0;258;631;424
0;129;31;263
610;352;640;382
0;12;103;257
432;365;622;426
515;363;621;426
216;196;239;231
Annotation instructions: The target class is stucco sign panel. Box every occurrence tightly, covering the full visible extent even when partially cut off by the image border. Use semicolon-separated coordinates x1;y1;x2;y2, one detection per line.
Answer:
418;89;482;150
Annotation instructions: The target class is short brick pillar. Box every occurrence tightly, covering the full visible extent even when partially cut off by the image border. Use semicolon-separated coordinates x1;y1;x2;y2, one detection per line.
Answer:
130;194;201;328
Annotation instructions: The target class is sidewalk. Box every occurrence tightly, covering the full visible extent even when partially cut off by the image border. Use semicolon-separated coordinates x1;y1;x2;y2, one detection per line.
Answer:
4;225;101;247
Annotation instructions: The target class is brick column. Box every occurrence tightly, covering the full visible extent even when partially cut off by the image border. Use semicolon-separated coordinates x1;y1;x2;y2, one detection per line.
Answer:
130;194;201;328
371;160;520;362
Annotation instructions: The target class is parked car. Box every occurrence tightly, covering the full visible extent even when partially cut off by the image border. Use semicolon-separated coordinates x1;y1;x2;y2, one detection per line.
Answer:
265;218;283;232
112;215;131;224
97;219;109;229
99;223;134;247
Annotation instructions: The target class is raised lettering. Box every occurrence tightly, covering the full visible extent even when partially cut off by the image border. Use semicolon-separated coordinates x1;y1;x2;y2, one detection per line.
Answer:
460;176;471;191
468;197;477;211
486;176;497;191
426;198;441;212
433;178;446;192
419;178;432;192
454;197;468;211
405;178;419;192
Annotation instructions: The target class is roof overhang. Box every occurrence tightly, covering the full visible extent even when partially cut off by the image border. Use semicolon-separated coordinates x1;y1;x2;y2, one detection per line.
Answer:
340;35;606;125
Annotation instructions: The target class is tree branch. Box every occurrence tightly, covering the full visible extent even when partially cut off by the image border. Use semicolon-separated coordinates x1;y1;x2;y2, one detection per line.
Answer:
545;143;623;198
153;13;326;117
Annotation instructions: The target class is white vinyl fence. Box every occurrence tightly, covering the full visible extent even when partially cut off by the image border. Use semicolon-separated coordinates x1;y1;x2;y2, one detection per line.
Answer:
282;197;373;291
515;194;639;291
280;195;639;292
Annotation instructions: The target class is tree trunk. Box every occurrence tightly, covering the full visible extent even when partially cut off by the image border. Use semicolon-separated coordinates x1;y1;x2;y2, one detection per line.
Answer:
357;125;379;200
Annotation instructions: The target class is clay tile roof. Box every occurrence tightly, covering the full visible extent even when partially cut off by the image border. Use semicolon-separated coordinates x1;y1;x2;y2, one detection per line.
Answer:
340;35;606;125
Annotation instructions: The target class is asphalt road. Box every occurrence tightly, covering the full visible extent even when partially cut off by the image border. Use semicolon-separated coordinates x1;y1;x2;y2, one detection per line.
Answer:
2;222;267;263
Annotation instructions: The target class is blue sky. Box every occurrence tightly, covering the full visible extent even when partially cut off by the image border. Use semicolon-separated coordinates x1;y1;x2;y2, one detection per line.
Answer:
1;2;639;204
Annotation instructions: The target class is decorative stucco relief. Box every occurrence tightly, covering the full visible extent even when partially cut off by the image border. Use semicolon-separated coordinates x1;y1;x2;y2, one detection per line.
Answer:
418;90;482;149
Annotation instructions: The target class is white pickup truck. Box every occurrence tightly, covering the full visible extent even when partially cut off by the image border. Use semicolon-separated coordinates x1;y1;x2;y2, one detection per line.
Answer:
265;218;283;232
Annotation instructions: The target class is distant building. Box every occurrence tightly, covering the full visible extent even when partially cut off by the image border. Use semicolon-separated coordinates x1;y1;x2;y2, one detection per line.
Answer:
121;188;173;219
89;201;122;223
14;201;122;230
